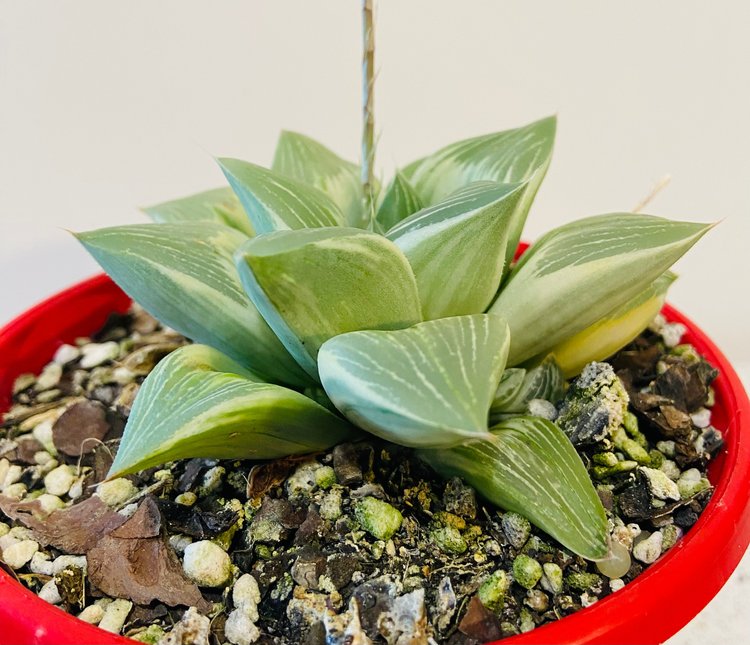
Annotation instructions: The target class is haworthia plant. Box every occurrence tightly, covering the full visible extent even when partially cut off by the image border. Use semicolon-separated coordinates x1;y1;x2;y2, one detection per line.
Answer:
77;116;713;558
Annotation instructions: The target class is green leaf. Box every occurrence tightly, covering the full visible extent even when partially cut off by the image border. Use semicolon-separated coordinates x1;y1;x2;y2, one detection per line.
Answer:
272;130;366;228
76;222;310;387
142;187;254;236
419;416;609;560
402;116;556;267
108;345;355;478
376;171;423;231
218;158;346;234
490;214;713;365
490;356;565;419
318;314;510;448
548;272;677;378
235;227;423;380
387;182;525;319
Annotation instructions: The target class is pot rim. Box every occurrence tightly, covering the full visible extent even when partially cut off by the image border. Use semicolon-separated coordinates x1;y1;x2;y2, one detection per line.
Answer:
0;272;748;645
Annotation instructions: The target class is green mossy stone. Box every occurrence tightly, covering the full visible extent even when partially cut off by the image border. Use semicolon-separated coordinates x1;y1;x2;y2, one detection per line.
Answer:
354;497;403;541
512;554;543;589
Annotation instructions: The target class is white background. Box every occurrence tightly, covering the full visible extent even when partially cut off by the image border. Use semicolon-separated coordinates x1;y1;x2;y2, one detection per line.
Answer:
1;1;748;641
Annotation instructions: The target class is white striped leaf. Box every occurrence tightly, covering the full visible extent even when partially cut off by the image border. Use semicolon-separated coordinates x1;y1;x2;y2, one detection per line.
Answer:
491;214;713;365
218;158;346;234
419;416;609;560
402;116;556;267
318;315;510;448
548;272;677;378
490;356;564;419
376;171;423;232
272;130;366;228
387;182;525;319
108;345;355;478
142;187;254;236
76;223;310;387
235;228;423;380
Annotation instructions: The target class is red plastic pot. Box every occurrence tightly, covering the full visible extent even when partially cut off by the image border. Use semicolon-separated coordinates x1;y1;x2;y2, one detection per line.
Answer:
1;272;749;645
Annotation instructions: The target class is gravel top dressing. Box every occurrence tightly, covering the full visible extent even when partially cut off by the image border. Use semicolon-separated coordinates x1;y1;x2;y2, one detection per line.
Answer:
0;306;722;645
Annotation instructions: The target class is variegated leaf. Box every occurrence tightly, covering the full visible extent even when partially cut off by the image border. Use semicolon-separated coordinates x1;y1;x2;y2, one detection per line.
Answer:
76;223;310;387
548;272;677;378
403;116;556;267
218;158;346;234
491;214;712;365
108;345;355;478
142;187;254;236
235;228;422;380
376;171;423;232
387;182;525;319
318;315;510;448
419;416;608;559
490;356;565;419
272;130;366;228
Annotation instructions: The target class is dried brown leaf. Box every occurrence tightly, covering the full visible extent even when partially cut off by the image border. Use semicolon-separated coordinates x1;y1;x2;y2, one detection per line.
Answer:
0;494;127;554
87;499;210;611
52;400;110;457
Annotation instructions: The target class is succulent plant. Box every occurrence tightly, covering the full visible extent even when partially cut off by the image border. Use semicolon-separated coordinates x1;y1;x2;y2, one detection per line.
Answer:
76;116;711;559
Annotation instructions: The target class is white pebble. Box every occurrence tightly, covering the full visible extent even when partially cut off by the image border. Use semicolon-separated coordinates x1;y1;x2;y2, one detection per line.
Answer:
2;540;39;569
44;465;76;496
68;476;86;500
30;552;54;576
3;483;26;500
96;478;138;506
53;344;81;365
690;408;712;429
98;598;133;634
182;540;233;587
2;464;23;490
168;534;193;554
80;342;120;369
224;608;261;645
233;574;260;621
36;493;66;515
0;459;9;485
0;534;19;551
52;554;87;575
35;363;63;391
198;466;225;496
118;502;139;517
34;451;54;466
641;467;681;501
660;459;681;481
527;398;558;421
633;531;664;564
656;440;676;458
38;580;62;605
661;322;687;348
0;522;8;537
78;604;105;624
609;578;625;592
10;526;34;541
32;421;57;455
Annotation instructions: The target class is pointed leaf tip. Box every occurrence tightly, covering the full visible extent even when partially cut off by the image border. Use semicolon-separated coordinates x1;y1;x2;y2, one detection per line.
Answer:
218;157;346;234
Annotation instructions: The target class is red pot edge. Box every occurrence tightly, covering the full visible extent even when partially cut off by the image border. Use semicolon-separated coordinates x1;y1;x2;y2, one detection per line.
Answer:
0;272;748;645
